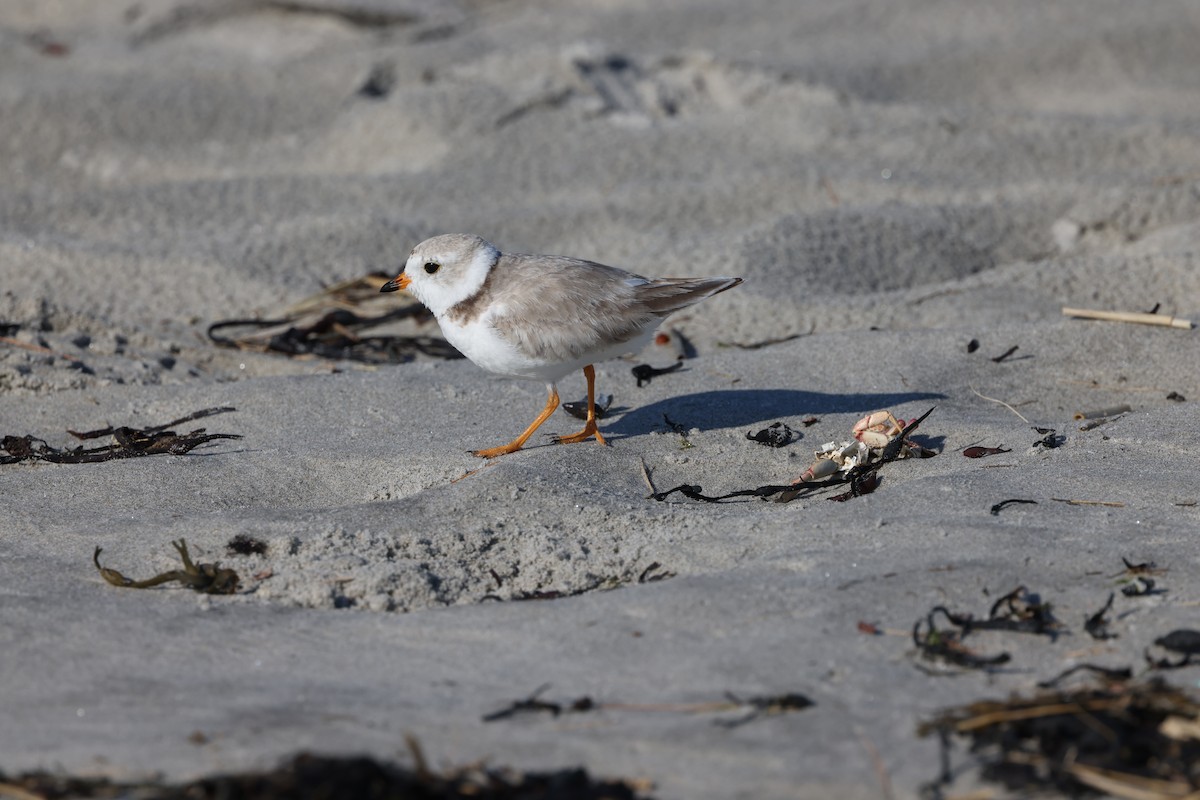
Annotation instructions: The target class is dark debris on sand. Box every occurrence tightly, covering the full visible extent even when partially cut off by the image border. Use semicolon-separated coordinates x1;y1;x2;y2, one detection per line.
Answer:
0;750;653;800
1;407;240;465
207;274;462;365
920;677;1200;799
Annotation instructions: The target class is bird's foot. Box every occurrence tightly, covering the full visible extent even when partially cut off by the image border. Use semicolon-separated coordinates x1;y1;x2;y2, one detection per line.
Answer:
471;441;527;459
552;422;608;446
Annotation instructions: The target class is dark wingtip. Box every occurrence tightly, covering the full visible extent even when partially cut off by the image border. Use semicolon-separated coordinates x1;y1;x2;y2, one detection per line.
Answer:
713;276;743;296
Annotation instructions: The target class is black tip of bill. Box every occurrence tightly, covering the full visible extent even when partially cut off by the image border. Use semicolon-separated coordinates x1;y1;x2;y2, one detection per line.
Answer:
380;278;401;293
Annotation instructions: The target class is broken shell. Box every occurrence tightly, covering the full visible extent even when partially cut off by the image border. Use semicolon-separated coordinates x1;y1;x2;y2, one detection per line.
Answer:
852;410;905;448
795;457;839;484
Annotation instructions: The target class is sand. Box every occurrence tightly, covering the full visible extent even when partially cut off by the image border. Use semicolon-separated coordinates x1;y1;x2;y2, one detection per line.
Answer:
2;1;1199;797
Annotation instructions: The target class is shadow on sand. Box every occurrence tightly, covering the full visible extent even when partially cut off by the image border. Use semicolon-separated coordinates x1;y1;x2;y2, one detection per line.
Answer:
604;389;945;438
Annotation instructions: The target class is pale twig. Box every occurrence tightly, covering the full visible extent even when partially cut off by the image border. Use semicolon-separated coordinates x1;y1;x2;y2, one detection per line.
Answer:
1067;762;1192;800
404;734;433;782
638;457;657;496
819;174;840;205
0;782;47;800
1074;404;1132;421
450;460;500;484
1057;379;1166;393
853;725;895;800
1062;306;1193;330
0;335;87;365
969;385;1030;424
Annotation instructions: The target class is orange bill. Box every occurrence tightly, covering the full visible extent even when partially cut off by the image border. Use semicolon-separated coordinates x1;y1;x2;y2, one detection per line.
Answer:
380;272;411;293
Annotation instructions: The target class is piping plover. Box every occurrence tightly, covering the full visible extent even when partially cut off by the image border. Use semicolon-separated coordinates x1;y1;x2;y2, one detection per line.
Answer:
382;234;741;458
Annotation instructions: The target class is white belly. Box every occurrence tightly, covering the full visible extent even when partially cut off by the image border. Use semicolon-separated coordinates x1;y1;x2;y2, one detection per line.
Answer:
440;316;657;383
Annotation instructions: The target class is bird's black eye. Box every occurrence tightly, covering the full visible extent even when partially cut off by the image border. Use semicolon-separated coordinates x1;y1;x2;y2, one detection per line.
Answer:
424;261;440;274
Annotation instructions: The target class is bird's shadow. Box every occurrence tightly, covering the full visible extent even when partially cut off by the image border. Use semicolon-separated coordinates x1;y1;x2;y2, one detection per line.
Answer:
603;389;946;438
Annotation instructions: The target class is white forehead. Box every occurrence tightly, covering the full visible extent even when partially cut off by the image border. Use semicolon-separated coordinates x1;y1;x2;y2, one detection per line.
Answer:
409;234;496;266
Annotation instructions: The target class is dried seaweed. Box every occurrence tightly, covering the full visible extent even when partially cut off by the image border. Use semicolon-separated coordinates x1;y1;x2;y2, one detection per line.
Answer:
1121;576;1158;596
2;407;240;465
207;274;462;364
506;585;602;601
1146;629;1200;670
631;361;683;387
1036;663;1132;689
481;684;586;721
660;413;695;449
1155;630;1200;656
919;677;1200;799
827;471;879;501
1110;558;1166;598
651;407;935;505
0;749;651;800
227;534;268;556
990;345;1019;363
483;563;675;603
1033;427;1065;449
482;686;811;728
962;446;1011;458
956;585;1061;638
562;394;613;421
93;540;239;595
745;421;797;448
1084;592;1118;640
713;692;813;729
911;586;1060;675
990;498;1037;515
648;483;798;503
357;61;395;98
67;407;235;439
912;609;1012;671
208;316;460;363
637;562;675;583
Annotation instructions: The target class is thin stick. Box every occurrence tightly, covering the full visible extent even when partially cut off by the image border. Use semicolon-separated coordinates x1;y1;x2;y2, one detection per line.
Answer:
853;725;896;800
600;700;737;714
955;699;1123;733
1057;379;1165;393
819;174;840;205
1052;498;1126;508
450;460;500;484
1074;404;1132;421
0;782;48;800
0;335;87;365
404;733;433;782
638;457;657;496
969;385;1030;424
1063;307;1194;330
1067;762;1194;800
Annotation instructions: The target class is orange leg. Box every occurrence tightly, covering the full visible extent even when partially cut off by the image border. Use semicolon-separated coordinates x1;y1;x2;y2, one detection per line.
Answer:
553;364;608;447
472;384;560;459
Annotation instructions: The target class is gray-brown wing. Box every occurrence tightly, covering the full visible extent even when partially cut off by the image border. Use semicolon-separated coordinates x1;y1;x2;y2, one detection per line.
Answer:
488;254;740;363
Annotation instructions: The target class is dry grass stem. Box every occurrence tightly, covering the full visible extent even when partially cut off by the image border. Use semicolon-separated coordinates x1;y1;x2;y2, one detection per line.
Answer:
969;386;1031;424
1062;307;1194;330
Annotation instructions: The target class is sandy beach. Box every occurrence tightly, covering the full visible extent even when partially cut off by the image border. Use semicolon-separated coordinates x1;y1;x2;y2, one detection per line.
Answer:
3;1;1200;797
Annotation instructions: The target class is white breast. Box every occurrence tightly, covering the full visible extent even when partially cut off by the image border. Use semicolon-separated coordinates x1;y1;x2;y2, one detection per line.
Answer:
439;315;540;379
